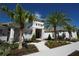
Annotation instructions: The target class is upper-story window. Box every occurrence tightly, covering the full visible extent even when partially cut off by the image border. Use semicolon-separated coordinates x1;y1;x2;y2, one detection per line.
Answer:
41;24;43;26
36;23;43;27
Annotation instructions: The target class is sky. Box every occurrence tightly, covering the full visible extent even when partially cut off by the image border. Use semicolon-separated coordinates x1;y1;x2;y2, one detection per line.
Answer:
0;3;79;27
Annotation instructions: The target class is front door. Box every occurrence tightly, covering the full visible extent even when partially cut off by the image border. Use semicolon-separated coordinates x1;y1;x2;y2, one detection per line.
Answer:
36;29;42;38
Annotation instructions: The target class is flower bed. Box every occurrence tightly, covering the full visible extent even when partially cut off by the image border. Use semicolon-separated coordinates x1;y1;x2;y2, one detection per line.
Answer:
45;40;70;48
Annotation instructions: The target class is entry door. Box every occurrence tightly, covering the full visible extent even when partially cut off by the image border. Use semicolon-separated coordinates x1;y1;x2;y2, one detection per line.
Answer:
36;29;42;38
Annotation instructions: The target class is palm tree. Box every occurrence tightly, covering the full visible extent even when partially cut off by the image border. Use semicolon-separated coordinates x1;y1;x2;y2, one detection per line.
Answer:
1;4;35;49
64;25;76;39
46;11;71;39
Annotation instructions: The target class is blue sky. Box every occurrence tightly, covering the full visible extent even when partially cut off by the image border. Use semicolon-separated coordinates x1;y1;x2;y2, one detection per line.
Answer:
0;3;79;27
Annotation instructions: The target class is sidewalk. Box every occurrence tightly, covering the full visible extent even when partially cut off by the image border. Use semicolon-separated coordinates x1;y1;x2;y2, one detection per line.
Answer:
26;41;79;56
29;40;50;51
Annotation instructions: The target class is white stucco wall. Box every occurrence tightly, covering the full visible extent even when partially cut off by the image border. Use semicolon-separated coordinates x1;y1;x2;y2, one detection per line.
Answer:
42;31;78;40
24;21;44;40
42;32;54;39
64;32;70;39
24;21;78;40
32;21;44;29
59;32;64;36
8;28;14;44
0;36;7;42
0;21;78;42
71;31;78;39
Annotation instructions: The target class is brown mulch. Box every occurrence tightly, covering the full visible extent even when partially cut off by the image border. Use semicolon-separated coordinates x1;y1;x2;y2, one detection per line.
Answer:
68;50;79;56
8;44;39;56
27;40;41;43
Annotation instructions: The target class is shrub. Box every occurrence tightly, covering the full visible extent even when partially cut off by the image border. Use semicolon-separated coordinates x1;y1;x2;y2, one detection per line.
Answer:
0;45;11;56
31;34;36;41
8;44;39;56
45;40;70;48
70;39;79;42
22;41;28;48
47;34;52;40
0;41;19;56
10;43;19;49
0;42;10;48
0;40;5;44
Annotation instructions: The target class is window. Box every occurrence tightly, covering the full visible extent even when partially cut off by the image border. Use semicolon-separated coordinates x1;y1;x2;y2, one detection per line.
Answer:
41;24;43;26
36;23;43;27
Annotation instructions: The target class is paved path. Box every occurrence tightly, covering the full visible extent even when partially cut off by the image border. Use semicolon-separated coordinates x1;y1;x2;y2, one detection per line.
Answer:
26;41;79;56
29;40;50;51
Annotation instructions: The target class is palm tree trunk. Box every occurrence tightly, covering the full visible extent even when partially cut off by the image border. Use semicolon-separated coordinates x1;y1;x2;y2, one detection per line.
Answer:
18;28;23;49
54;25;57;39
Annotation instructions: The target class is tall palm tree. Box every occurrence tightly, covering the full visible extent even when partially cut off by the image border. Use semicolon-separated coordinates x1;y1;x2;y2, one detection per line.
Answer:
1;4;35;49
46;11;71;39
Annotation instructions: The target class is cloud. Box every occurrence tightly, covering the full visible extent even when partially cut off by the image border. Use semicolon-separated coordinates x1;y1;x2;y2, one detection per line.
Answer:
34;12;46;21
35;13;42;19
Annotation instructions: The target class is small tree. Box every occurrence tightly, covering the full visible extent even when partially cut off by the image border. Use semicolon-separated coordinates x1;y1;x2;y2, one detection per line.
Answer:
31;34;36;41
47;34;52;40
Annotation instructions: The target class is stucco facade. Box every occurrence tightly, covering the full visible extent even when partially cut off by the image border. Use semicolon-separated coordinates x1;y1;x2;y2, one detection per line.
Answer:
0;21;78;43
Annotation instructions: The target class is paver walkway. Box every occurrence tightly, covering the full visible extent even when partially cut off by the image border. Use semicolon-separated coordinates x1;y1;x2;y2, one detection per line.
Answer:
26;41;79;56
29;40;50;51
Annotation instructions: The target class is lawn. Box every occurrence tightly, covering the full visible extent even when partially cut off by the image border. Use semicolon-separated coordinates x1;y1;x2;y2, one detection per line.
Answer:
45;40;70;48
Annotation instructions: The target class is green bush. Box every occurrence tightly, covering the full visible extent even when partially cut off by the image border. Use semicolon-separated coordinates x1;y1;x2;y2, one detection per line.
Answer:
70;39;79;42
0;46;11;56
0;40;4;44
0;41;19;56
47;34;52;40
10;43;19;49
8;44;39;56
31;34;36;41
45;40;70;48
0;42;10;48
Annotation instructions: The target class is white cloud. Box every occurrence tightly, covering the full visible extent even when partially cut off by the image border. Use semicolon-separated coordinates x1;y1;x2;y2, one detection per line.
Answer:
34;12;46;21
35;13;42;19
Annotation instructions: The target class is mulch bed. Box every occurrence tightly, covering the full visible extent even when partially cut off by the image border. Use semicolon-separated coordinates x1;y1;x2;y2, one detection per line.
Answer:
45;40;70;49
68;50;79;56
27;40;41;43
8;44;39;56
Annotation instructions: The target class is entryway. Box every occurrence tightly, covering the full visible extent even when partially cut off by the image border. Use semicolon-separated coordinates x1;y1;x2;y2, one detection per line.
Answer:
36;29;42;38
